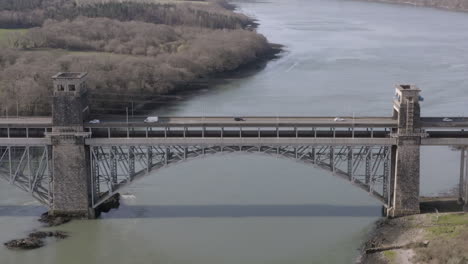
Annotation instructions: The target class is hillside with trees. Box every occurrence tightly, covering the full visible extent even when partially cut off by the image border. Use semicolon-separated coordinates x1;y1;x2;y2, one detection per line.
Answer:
0;0;276;115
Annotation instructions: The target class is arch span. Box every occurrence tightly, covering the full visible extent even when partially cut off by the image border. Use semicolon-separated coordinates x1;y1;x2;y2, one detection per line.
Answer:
90;144;391;208
0;145;51;206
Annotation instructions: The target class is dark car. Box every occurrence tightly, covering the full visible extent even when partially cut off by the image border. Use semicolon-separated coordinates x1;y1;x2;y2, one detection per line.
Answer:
234;117;245;121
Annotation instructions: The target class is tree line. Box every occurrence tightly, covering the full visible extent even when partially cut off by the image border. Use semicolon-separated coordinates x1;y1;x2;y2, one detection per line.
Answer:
0;0;274;115
0;18;272;115
0;0;252;29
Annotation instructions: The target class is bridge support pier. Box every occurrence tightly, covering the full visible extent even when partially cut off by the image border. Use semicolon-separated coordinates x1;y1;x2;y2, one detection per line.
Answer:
50;135;95;218
462;147;468;212
387;85;423;217
389;136;421;217
48;72;95;219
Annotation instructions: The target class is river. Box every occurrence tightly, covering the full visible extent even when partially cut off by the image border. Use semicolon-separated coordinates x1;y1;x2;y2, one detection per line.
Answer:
1;0;468;263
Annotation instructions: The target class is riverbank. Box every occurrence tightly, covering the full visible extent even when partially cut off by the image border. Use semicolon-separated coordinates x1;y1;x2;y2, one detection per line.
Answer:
0;0;278;116
361;0;468;13
360;212;468;263
92;42;283;116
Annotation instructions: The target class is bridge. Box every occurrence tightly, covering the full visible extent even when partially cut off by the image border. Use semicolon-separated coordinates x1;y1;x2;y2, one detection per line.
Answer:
0;72;467;218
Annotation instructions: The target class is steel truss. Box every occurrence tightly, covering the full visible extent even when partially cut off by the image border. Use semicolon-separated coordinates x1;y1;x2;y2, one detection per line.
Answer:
90;144;391;208
0;146;52;205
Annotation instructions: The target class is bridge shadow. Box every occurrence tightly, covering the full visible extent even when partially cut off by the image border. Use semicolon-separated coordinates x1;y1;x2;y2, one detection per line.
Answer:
0;204;382;218
0;205;45;217
102;204;382;218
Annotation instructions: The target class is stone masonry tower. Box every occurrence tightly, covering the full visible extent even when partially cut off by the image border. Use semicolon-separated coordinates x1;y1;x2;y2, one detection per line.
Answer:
49;72;94;218
389;84;423;217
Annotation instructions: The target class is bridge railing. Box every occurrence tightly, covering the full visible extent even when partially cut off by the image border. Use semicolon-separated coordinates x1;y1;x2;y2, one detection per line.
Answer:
85;126;394;139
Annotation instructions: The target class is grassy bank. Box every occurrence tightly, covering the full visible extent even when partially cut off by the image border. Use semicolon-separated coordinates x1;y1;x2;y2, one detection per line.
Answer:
361;213;468;263
0;29;27;45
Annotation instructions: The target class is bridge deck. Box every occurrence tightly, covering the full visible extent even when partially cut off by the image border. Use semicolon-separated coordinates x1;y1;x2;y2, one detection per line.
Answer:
0;117;466;146
0;116;467;128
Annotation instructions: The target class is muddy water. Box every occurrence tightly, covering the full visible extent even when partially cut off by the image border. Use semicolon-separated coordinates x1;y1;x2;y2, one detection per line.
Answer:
1;0;468;263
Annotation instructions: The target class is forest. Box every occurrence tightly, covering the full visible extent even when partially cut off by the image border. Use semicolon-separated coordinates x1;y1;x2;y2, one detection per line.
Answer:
0;0;274;115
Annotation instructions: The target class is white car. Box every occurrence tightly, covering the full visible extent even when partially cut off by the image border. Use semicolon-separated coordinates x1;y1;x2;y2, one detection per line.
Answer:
89;119;100;124
144;116;159;123
334;117;345;122
442;117;453;122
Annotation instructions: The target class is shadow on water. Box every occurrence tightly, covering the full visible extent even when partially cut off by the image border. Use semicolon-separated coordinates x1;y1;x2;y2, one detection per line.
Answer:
102;204;381;218
0;204;381;218
0;205;45;217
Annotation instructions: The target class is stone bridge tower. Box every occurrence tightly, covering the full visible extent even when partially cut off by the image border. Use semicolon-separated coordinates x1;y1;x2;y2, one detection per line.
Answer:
389;84;423;217
48;72;94;218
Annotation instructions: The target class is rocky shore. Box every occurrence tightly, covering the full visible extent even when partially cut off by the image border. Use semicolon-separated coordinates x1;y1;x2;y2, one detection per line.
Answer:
360;212;468;263
3;193;122;250
4;231;68;250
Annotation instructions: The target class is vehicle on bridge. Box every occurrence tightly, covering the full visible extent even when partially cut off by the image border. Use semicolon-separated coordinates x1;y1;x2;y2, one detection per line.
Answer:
89;119;100;124
144;116;159;123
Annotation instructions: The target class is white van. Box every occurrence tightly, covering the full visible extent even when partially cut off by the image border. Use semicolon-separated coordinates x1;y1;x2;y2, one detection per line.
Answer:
144;116;159;123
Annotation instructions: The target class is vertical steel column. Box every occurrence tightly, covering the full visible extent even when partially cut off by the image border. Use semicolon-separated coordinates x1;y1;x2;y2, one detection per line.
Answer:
46;145;52;205
8;146;12;182
165;147;170;165
330;146;335;172
383;146;390;203
27;146;31;191
91;147;100;205
110;146;118;185
311;147;316;164
147;146;153;173
365;147;371;185
129;146;135;179
347;146;353;180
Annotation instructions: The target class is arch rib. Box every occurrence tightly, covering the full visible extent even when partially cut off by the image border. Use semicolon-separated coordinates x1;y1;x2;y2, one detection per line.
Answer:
90;144;391;208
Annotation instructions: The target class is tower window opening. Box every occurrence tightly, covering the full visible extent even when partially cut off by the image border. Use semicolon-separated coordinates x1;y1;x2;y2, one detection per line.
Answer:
68;84;76;91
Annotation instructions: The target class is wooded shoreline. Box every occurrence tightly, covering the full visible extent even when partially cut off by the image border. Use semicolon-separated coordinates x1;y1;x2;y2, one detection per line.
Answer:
0;0;279;116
